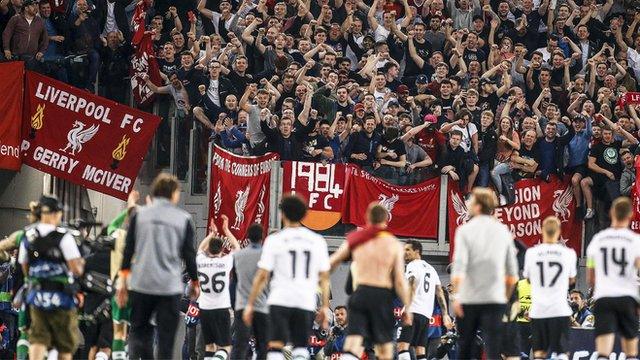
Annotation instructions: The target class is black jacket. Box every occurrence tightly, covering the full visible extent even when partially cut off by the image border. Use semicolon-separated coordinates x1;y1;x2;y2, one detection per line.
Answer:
260;120;315;161
95;0;131;42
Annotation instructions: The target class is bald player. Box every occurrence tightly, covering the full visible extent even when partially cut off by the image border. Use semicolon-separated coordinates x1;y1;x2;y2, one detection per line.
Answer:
331;204;412;360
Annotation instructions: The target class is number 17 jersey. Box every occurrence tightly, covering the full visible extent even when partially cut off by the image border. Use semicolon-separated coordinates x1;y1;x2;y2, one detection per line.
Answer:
586;227;640;301
523;243;577;319
197;252;233;310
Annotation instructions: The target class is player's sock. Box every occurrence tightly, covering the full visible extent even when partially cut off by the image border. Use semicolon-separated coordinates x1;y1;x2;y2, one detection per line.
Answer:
416;355;428;360
213;349;229;360
204;351;216;360
95;351;109;360
597;355;610;360
16;336;29;360
112;339;127;360
398;350;411;360
266;349;285;360
341;352;360;360
291;347;310;360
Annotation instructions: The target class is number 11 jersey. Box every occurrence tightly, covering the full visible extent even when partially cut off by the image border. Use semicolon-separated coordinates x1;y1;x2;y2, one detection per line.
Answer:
258;227;330;312
196;252;234;310
586;227;640;301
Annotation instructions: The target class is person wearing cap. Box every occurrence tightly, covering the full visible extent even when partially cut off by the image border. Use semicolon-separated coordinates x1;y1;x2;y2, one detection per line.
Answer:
2;0;48;63
18;194;85;360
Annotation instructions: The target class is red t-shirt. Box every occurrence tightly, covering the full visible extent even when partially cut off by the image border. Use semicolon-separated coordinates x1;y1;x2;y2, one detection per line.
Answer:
415;128;446;162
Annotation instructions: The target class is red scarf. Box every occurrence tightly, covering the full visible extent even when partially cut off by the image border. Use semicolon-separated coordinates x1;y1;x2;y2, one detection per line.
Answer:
346;225;387;249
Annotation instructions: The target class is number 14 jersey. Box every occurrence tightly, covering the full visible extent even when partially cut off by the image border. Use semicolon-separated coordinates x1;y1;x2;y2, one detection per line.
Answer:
586;227;640;301
196;252;234;310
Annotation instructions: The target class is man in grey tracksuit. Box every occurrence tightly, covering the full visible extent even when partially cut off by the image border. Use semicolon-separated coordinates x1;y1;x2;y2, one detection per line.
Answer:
116;173;200;360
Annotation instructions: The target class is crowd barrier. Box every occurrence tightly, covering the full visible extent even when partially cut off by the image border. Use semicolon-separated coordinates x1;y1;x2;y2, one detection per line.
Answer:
567;328;640;359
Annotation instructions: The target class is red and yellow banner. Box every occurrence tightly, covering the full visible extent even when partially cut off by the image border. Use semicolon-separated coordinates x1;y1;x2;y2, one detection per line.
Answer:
21;71;161;200
0;62;24;171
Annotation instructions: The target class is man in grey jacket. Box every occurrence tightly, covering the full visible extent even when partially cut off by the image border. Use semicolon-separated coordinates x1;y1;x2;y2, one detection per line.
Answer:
619;149;635;196
116;173;200;360
451;187;519;360
231;223;269;360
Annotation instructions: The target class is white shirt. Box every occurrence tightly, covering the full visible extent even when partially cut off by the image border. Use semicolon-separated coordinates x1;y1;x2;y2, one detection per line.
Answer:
207;79;221;106
258;227;330;311
586;227;640;301
523;243;577;318
196;252;234;310
405;259;440;318
626;47;640;83
18;223;81;265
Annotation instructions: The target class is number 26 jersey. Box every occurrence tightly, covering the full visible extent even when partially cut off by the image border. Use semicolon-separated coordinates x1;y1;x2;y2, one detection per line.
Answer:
196;251;234;310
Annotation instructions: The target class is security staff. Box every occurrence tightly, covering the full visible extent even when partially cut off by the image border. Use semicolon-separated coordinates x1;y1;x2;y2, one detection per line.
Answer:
18;195;85;360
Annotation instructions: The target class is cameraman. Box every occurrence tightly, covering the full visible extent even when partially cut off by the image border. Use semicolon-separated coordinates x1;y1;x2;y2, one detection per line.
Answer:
324;306;348;358
569;290;594;328
18;195;85;360
2;0;48;68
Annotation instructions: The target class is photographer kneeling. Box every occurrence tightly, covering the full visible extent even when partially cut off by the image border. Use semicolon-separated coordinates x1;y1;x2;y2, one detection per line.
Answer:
18;195;85;360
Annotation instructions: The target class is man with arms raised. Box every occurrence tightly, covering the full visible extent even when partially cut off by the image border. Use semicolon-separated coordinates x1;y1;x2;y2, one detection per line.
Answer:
523;216;577;360
331;204;412;360
397;240;453;360
586;197;640;360
243;195;331;360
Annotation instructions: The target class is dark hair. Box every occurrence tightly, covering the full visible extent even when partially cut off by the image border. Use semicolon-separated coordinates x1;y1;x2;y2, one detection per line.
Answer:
180;51;194;58
405;240;422;254
247;223;264;244
450;129;463;138
151;173;180;199
334;305;347;312
209;238;224;254
280;194;307;222
570;289;585;300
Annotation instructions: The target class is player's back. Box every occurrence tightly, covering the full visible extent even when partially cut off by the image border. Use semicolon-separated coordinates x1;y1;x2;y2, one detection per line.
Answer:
523;243;576;318
586;227;640;300
406;259;440;319
352;232;400;289
259;227;330;312
196;252;234;310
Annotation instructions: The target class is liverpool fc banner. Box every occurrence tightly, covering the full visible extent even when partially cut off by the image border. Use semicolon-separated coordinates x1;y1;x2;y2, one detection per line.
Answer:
448;177;583;254
209;146;278;245
21;71;161;200
282;161;345;231
341;165;440;238
0;62;24;171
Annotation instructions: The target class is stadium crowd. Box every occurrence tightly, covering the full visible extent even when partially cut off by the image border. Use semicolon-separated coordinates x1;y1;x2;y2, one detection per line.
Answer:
2;0;640;211
1;0;640;358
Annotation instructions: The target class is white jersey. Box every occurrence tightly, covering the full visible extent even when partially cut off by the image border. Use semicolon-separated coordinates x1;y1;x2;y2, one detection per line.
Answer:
258;227;330;312
523;243;577;318
586;227;640;301
196;252;234;310
405;259;440;318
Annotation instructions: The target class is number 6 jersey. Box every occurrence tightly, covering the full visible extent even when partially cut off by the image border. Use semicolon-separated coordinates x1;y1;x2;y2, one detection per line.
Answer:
196;251;234;310
586;227;640;301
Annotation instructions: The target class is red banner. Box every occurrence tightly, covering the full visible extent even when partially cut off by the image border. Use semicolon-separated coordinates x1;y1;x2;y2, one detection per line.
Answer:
20;71;161;200
208;146;278;246
130;31;161;107
0;62;24;171
631;158;640;233
341;165;440;238
282;161;345;231
448;177;583;255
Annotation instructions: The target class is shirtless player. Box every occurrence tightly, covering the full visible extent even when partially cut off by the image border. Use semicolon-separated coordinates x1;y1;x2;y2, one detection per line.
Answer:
330;204;412;360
